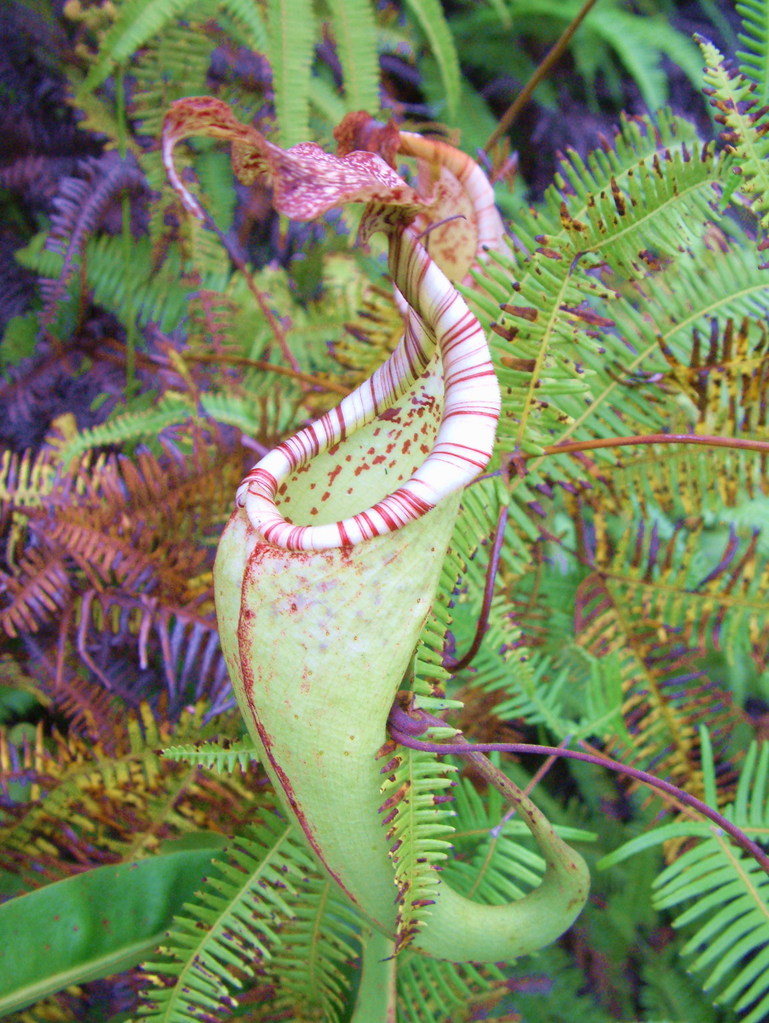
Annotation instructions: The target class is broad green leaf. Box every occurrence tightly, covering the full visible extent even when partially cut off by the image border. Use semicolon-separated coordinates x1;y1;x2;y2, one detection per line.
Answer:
0;844;222;1015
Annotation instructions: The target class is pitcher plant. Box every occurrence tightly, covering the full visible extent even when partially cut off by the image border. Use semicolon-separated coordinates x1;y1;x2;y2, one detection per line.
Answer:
162;97;589;962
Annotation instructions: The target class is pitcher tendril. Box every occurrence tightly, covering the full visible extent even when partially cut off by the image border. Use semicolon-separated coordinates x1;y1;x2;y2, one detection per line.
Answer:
163;98;589;962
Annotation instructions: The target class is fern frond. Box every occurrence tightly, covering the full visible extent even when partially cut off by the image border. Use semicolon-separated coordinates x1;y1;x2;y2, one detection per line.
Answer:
40;152;147;326
568;492;750;791
482;647;578;737
481;242;600;454
468;114;724;462
538;111;704;243
269;875;363;1023
0;703;255;881
603;734;769;1023
556;139;720;278
560;246;769;463
140;816;313;1023
216;0;269;53
51;396;196;464
655;316;769;437
700;35;769;229
377;738;455;952
128;16;216;139
601;729;769;862
267;0;315;148
444;776;593;907
396;953;507;1023
737;0;769;104
162;738;258;773
81;0;206;94
326;0;379;114
585;478;769;673
83;235;209;332
0;547;71;638
583;8;703;112
402;0;460;120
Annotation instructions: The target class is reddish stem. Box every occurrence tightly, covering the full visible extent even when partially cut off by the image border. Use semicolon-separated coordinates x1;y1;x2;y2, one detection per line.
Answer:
387;703;769;876
537;433;769;458
484;0;601;152
154;349;349;395
443;505;509;672
199;210;303;376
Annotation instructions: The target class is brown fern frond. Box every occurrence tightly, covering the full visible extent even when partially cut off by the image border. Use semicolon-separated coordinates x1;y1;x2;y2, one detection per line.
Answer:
575;571;739;800
46;669;124;751
0;703;257;886
0;546;71;637
40;152;148;327
1;434;239;718
656;316;769;439
73;591;230;711
0;155;81;209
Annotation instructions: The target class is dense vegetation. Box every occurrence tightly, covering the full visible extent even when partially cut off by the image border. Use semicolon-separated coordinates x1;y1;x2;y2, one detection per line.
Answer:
3;1;769;1021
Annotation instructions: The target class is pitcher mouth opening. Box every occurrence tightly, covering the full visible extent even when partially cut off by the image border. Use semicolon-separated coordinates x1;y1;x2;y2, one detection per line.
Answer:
236;352;448;552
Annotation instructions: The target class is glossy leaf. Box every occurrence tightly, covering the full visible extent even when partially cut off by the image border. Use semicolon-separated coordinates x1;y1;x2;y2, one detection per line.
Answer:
0;844;222;1015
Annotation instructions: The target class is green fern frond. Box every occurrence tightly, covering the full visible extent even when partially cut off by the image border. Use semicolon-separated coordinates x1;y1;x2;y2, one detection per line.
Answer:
162;738;258;773
270;875;363;1022
601;732;769;1023
700;35;769;228
539;110;703;238
81;0;202;93
396;952;507;1023
84;236;204;331
481;244;600;454
377;739;455;952
326;0;379;114
554;251;769;474
216;0;269;52
567;504;749;792
402;0;460;120
601;728;769;862
80;0;267;97
443;776;593;908
624;242;769;365
467;113;724;461
129;17;219;138
556;140;720;277
140;815;313;1022
54;397;198;465
267;0;315;147
482;648;580;738
737;0;769;103
582;8;703;112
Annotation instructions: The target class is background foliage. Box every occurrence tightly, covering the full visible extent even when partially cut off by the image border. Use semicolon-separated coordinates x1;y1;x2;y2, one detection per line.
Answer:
2;0;769;1021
